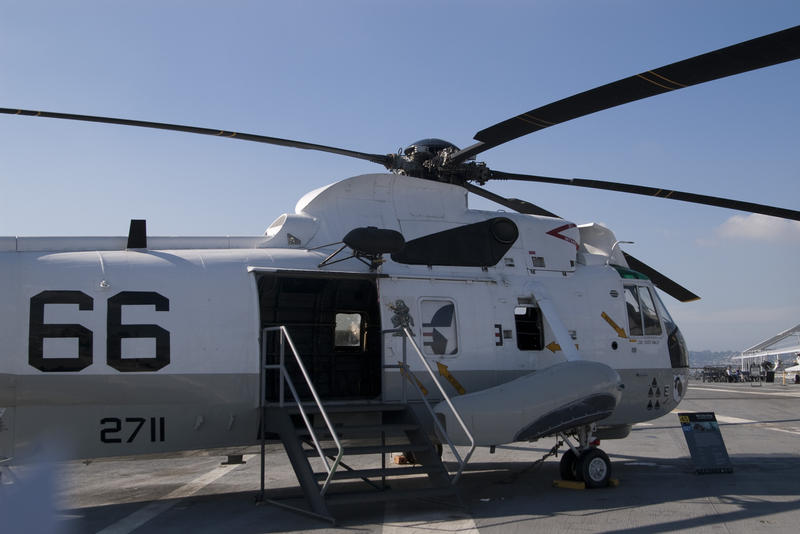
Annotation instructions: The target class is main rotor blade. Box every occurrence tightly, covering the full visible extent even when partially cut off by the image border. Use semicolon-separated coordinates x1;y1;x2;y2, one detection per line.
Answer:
461;182;560;217
0;107;391;167
491;170;800;221
621;252;700;303
451;25;800;162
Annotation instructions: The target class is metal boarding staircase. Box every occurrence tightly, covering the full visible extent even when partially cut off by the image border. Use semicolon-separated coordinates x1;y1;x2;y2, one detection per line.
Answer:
257;326;474;522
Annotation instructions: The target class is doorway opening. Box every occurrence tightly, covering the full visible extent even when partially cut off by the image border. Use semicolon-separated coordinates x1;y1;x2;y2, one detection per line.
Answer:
256;272;381;401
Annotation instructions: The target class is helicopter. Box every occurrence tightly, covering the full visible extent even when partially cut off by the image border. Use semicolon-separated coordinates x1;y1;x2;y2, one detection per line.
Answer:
1;24;799;510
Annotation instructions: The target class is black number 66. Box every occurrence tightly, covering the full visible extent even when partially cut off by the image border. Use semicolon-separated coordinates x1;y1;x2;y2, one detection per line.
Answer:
28;290;170;372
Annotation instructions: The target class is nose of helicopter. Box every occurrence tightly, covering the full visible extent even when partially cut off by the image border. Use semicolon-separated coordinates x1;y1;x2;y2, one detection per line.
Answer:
669;326;689;368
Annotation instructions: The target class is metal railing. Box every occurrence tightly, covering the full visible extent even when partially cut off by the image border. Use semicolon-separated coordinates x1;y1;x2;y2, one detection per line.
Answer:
382;326;475;484
260;326;343;496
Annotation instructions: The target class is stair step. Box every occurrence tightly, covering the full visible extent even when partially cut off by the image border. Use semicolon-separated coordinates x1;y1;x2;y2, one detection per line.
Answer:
282;403;407;415
313;466;431;481
325;486;457;505
263;401;459;520
295;423;418;438
306;443;429;457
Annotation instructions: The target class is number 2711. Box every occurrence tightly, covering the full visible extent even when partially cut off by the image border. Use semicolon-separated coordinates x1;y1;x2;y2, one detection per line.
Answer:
101;417;165;443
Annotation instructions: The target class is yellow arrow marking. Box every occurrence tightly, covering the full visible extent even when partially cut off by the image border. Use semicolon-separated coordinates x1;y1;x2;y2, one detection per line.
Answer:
398;361;428;396
547;341;561;353
546;341;579;353
601;312;628;338
436;362;466;395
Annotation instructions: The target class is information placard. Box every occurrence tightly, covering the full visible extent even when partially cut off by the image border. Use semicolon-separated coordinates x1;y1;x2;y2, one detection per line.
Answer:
678;412;733;474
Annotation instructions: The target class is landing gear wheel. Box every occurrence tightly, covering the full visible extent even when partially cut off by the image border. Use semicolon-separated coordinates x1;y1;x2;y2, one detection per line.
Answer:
579;448;611;488
559;449;580;481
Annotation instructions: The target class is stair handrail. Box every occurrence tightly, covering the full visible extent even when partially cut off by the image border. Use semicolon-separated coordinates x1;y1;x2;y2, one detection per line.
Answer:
384;326;476;484
261;326;343;496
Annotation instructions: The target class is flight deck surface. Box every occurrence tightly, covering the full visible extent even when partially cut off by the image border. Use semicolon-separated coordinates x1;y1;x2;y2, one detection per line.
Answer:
6;380;800;533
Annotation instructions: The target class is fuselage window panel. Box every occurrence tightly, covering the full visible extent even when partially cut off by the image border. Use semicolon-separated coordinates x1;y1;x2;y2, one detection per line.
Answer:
420;299;458;356
335;312;362;348
514;306;544;351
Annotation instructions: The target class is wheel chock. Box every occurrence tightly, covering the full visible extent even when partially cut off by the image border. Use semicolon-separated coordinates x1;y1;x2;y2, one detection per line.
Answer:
552;479;586;490
552;478;619;489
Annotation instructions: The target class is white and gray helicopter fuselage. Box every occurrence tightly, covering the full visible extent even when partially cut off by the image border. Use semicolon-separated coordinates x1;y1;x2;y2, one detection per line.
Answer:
0;173;688;462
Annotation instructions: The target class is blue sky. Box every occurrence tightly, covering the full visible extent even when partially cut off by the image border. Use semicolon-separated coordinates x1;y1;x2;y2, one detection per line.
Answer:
1;1;798;352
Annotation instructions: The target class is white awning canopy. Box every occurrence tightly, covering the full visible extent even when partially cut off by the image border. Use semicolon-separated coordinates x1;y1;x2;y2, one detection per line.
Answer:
732;323;800;361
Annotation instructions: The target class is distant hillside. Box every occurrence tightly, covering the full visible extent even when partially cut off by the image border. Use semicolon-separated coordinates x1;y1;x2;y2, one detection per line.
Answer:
689;350;737;368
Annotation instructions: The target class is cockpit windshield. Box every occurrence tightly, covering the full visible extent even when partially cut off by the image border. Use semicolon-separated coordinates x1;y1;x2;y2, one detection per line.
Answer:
623;284;662;336
653;289;677;334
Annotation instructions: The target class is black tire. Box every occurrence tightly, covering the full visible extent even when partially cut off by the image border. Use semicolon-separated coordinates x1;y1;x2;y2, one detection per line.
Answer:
402;451;418;464
403;444;441;464
559;449;580;481
579;448;611;488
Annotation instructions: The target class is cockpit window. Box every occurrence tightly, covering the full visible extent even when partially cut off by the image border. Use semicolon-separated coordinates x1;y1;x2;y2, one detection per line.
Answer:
624;284;662;337
638;287;662;336
624;285;643;336
653;290;677;333
652;289;689;368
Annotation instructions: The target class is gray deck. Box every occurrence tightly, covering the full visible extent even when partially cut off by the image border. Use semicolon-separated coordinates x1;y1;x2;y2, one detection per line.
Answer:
4;380;800;533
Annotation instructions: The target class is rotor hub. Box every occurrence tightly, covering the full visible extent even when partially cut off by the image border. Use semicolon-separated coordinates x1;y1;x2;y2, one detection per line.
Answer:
403;138;459;158
387;138;490;184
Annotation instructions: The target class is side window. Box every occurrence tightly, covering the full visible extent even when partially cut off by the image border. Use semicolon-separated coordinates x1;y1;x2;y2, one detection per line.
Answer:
638;287;662;336
624;285;643;336
335;312;362;348
515;306;544;350
624;284;662;337
420;299;458;356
